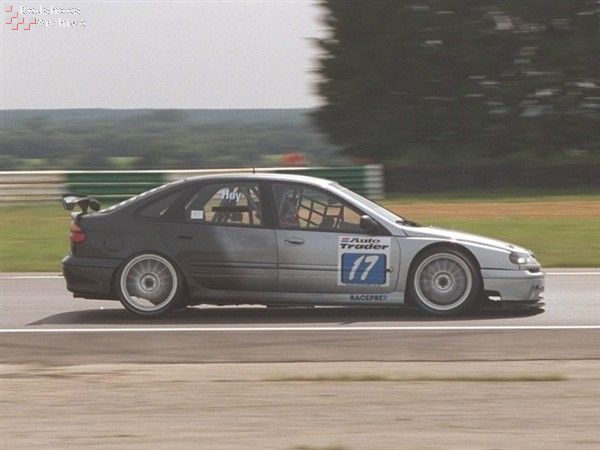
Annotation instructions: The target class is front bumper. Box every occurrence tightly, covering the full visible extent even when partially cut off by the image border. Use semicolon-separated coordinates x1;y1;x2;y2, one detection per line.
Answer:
62;255;122;300
482;268;545;303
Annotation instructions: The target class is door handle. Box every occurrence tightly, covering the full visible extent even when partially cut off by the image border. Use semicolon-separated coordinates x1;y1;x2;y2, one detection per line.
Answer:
284;238;305;245
176;234;193;240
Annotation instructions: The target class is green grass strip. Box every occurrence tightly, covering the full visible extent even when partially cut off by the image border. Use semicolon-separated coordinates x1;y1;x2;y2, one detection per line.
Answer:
1;201;598;271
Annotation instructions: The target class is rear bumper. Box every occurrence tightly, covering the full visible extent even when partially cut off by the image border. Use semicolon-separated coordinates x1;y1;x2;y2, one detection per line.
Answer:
62;255;122;300
482;268;545;303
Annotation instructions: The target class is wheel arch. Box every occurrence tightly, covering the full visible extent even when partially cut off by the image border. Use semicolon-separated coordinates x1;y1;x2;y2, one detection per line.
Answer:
114;251;189;316
405;241;483;307
111;250;187;294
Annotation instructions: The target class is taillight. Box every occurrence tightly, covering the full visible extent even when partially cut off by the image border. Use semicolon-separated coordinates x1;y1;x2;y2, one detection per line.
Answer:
70;221;87;244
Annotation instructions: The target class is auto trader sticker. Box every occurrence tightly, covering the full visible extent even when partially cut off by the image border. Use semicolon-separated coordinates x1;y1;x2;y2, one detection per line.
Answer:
338;236;391;286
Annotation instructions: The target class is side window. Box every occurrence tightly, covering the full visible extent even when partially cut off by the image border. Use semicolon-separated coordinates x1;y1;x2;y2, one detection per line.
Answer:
185;183;262;227
272;183;364;232
136;191;182;219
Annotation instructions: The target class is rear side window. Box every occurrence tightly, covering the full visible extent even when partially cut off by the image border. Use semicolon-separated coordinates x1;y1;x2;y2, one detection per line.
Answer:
136;191;181;219
185;183;263;227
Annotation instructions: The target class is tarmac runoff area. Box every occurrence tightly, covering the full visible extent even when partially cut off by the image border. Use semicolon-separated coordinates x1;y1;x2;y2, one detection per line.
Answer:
1;360;599;450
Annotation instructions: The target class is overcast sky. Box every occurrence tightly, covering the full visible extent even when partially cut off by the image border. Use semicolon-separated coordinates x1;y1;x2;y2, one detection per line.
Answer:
1;0;326;109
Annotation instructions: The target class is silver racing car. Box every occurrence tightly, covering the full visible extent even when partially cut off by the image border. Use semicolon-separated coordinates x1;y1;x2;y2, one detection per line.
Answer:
62;173;544;317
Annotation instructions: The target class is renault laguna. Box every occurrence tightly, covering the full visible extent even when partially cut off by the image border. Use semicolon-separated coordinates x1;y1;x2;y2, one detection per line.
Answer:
62;173;544;317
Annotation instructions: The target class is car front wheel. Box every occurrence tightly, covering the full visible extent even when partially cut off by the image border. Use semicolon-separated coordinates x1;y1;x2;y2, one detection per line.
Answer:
117;253;184;317
409;248;481;316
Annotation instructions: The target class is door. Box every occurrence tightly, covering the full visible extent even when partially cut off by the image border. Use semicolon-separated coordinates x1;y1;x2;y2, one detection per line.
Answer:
161;182;277;292
272;183;399;295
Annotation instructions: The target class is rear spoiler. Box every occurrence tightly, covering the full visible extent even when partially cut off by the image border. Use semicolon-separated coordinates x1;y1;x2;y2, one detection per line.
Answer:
62;195;101;215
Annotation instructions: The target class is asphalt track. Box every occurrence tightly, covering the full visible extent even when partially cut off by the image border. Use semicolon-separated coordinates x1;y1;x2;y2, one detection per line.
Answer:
1;270;599;364
2;270;599;450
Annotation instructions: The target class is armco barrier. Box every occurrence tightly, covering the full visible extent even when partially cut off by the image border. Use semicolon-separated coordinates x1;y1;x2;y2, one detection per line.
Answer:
66;171;166;199
0;165;384;203
0;171;65;202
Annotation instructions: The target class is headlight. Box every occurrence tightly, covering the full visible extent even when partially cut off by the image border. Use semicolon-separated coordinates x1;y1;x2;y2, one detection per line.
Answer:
509;252;537;266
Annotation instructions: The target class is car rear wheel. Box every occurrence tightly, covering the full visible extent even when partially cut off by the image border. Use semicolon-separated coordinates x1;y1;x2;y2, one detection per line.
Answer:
118;253;183;317
409;248;480;316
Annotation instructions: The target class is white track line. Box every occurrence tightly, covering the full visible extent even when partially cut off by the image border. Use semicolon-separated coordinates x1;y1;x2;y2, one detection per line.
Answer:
1;325;599;334
1;275;63;279
546;272;600;276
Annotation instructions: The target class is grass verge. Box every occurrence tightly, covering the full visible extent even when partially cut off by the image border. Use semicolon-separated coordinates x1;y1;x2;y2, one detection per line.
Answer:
1;205;70;272
1;196;598;271
414;218;599;267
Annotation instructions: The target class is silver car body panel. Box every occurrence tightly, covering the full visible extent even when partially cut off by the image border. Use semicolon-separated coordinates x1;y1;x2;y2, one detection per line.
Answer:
481;269;545;301
392;225;544;302
276;229;401;294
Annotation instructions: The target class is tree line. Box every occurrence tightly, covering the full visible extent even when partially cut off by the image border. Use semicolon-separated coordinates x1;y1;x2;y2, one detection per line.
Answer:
0;109;345;171
313;0;599;165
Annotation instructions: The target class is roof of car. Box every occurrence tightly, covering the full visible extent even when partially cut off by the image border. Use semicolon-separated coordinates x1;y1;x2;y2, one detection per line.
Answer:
182;172;336;187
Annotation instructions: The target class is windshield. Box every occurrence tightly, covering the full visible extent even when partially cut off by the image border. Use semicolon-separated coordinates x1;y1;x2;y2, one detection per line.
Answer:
334;184;408;223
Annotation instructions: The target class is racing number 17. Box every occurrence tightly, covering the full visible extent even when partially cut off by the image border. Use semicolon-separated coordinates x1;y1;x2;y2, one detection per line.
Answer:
348;255;379;282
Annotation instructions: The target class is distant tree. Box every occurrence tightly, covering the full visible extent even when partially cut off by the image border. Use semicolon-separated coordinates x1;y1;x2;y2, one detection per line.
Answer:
1;109;346;171
313;0;600;164
0;155;18;170
70;150;114;170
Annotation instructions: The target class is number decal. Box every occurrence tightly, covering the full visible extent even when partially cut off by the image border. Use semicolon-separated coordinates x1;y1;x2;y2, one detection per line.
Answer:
348;255;365;281
360;255;380;281
348;255;380;282
338;236;391;286
341;253;387;285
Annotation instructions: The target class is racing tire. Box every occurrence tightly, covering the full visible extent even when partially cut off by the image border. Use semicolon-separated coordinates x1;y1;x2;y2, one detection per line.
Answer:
117;253;184;317
408;247;481;316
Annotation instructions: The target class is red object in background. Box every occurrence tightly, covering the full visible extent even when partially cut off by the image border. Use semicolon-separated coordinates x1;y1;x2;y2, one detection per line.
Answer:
280;152;308;166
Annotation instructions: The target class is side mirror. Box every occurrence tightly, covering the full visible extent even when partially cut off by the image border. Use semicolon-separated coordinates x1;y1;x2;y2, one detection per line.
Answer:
359;215;380;234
